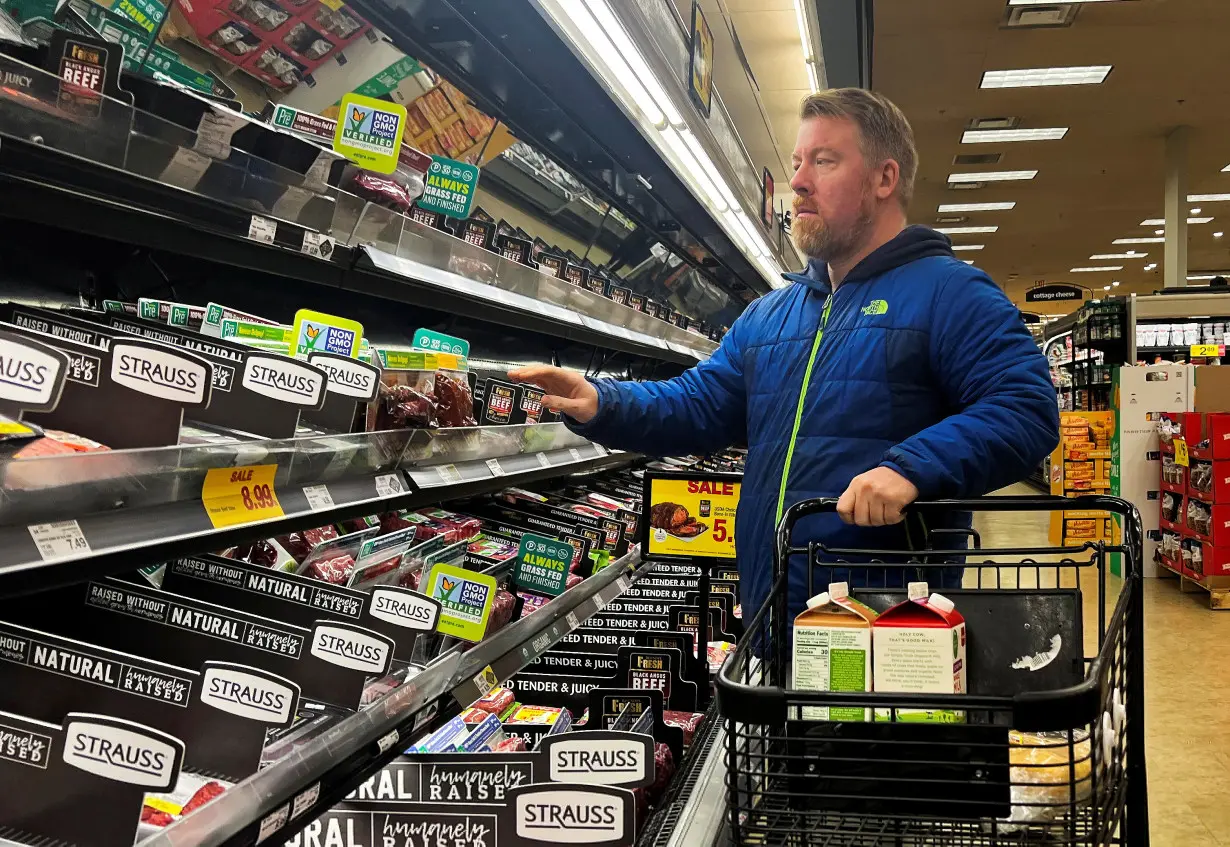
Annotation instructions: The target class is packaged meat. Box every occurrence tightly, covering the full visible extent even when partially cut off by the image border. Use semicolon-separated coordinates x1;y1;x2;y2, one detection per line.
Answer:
707;641;735;670
492;736;527;753
181;780;227;814
434;370;476;427
415;508;481;542
646;742;674;806
141;806;175;827
229;538;296;571
276;525;339;563
505;704;571;728
347;170;412;213
460;707;492;724
663;710;705;746
472;686;515;718
307;553;355;584
410;716;468;753
519;591;549;616
565;573;584;590
338;515;381;535
458;713;505;752
485;588;516;637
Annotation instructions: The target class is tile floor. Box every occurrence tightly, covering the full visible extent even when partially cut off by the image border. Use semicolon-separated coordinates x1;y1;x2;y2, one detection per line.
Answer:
977;485;1230;846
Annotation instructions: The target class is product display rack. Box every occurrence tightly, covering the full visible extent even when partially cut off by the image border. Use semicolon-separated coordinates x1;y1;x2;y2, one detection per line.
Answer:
1132;290;1230;365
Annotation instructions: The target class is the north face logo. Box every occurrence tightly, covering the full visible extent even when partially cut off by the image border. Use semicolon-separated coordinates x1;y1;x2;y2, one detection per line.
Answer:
862;300;888;316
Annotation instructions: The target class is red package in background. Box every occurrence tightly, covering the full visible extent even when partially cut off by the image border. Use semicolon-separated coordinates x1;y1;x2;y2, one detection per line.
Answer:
485;589;516;637
347;170;412;213
663;710;705;746
519;592;549;616
338;515;381;535
307;553;355;585
472;686;515;716
565;573;583;590
492;736;526;753
181;780;227;815
646;742;674;805
276;525;339;563
415;508;481;542
434;371;476;427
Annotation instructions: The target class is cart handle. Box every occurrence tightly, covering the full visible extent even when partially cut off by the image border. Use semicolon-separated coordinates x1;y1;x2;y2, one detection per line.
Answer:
775;494;1143;580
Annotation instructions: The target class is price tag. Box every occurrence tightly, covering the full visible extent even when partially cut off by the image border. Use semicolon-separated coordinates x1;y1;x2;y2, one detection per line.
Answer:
255;804;289;845
248;215;277;244
568;448;583;462
301;231;335;260
1191;343;1223;358
375;473;405;497
535;453;552;468
290;782;320;820
566;611;580;630
616;576;631;592
1175;437;1190;467
436;464;462;484
643;471;740;561
375;730;399;755
202;465;283;529
473;665;499;696
303;484;334;511
593;444;608;457
485;458;506;477
28;520;90;561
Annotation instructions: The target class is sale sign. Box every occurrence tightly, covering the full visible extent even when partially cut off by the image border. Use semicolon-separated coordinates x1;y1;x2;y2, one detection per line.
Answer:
201;464;283;528
642;472;740;562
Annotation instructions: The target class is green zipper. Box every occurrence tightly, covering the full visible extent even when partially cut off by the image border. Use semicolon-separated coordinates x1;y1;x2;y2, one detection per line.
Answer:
775;293;835;525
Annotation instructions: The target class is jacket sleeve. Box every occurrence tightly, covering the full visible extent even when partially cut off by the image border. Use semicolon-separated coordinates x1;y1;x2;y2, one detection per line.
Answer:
564;304;751;456
879;268;1060;498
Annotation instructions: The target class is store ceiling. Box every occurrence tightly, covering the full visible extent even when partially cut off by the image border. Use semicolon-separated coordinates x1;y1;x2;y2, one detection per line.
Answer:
874;0;1230;311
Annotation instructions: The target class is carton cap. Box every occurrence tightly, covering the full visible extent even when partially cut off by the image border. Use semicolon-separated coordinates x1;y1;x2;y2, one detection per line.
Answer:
928;593;955;614
907;581;929;602
805;592;831;610
828;582;849;601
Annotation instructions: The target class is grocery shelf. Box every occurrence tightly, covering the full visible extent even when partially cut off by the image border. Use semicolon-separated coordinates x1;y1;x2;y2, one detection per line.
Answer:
144;546;647;847
0;422;634;597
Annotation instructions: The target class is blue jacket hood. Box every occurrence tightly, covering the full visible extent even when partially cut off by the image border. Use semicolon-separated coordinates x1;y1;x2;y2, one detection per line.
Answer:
782;224;955;293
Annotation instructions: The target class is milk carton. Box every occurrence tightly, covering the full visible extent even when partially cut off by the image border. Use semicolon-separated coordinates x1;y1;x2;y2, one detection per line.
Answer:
792;582;878;721
872;582;966;722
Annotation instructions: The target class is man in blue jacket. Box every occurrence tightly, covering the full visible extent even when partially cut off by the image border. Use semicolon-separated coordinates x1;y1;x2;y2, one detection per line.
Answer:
511;88;1059;621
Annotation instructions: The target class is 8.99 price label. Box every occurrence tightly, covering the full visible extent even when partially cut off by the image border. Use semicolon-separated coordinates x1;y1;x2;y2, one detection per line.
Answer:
201;464;284;528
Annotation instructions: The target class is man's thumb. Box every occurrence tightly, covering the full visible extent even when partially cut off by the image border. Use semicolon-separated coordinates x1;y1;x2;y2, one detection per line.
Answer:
542;394;592;422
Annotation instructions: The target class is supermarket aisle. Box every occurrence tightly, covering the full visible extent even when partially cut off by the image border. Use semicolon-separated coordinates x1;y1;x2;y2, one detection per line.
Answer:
980;485;1230;846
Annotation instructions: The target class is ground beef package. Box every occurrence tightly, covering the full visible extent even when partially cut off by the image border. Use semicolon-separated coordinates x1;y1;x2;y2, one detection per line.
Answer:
472;686;515;717
434;370;476;427
485;588;517;637
307;553;355;584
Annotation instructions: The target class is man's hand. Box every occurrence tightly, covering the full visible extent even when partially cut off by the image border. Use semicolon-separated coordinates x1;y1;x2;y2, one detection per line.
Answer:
836;467;919;526
508;365;599;423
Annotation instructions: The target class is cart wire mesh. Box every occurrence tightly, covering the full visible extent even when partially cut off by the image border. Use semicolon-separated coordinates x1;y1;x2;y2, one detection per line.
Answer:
714;495;1147;846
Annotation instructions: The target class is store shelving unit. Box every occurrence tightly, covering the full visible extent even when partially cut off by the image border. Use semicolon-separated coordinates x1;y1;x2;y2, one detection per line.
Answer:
1132;290;1230;365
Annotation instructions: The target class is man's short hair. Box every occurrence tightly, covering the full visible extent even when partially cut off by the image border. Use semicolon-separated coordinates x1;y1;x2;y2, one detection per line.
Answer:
799;88;918;209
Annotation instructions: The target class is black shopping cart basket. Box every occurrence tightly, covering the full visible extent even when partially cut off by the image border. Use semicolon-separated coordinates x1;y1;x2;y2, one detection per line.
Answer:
714;495;1147;846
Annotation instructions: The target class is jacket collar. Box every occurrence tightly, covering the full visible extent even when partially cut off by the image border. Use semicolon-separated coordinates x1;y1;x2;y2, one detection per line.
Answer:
781;224;955;293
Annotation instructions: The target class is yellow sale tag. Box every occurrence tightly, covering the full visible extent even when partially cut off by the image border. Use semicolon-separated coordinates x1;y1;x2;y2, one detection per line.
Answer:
143;796;183;816
1191;343;1222;358
1174;438;1190;468
202;464;283;528
645;475;740;560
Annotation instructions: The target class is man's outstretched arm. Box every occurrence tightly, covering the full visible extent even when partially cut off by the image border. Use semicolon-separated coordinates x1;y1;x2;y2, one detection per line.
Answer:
509;310;750;457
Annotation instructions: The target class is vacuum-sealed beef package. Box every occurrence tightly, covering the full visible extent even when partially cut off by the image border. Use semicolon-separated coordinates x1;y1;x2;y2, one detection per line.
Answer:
347;170;412;213
485;589;517;637
647;742;674;805
472;686;515;717
276;525;340;563
434;370;476;427
519;592;550;616
663;710;705;746
492;736;527;753
307;553;355;585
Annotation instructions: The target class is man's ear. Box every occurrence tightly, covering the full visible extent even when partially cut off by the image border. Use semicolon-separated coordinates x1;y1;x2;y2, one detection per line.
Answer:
874;159;900;201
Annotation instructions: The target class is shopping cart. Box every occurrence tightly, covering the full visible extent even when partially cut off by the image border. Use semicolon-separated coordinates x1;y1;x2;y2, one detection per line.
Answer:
714;495;1147;846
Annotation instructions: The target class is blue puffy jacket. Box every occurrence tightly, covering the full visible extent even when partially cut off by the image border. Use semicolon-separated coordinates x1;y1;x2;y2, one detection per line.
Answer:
570;226;1059;622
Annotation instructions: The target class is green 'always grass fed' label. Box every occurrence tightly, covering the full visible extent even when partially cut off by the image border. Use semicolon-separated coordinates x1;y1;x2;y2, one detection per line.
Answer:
333;92;407;175
201;302;279;337
426;563;495;642
292;309;363;359
417;155;480;220
412;327;469;357
513;533;573;597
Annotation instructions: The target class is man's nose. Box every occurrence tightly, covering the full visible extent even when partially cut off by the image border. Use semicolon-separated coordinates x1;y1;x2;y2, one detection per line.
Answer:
790;171;810;196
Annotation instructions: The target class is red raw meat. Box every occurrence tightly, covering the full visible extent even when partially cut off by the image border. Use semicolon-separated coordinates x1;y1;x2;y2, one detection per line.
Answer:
141;806;174;827
181;780;226;815
307;554;356;585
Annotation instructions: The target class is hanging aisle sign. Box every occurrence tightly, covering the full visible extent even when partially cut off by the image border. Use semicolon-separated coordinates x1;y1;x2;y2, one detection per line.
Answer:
642;471;741;562
1025;283;1086;303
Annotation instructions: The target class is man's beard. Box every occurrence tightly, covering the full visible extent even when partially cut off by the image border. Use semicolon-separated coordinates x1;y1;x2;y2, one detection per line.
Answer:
791;192;875;263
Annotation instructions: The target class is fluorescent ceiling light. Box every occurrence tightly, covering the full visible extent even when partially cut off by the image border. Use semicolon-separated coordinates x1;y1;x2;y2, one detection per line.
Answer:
1154;229;1164;235
1189;275;1217;281
581;0;682;127
1189;194;1230;202
1114;237;1165;244
1070;266;1123;272
1192;208;1202;214
1217;232;1225;238
937;225;998;234
947;170;1037;182
962;260;974;265
1223;164;1230;173
1103;285;1112;291
1141;217;1212;225
981;66;1112;89
952;245;985;251
793;0;812;62
1090;253;1146;260
937;202;1016;212
961;128;1067;143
